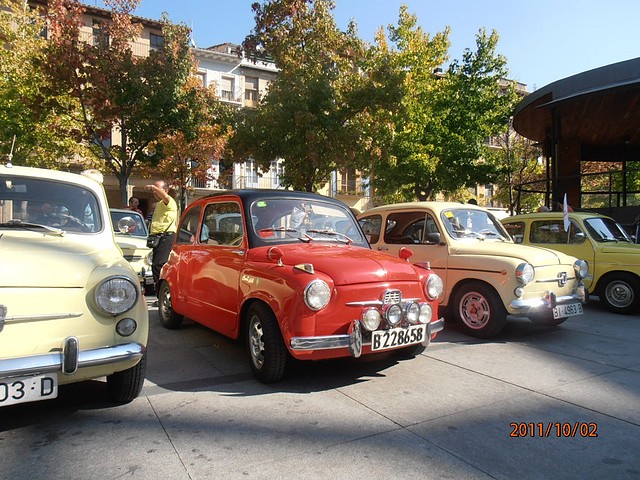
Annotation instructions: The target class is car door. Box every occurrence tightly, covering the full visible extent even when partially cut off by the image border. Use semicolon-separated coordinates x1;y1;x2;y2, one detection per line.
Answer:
188;200;245;337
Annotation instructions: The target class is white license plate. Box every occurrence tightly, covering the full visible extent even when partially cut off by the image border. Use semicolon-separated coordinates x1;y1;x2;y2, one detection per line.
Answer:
0;374;58;407
371;324;427;351
553;303;583;319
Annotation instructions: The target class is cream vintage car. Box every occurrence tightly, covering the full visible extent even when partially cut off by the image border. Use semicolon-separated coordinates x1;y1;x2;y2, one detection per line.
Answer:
358;202;589;338
0;164;148;407
502;211;640;315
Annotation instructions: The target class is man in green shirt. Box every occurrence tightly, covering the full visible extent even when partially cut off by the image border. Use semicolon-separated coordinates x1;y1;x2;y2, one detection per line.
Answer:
146;180;178;294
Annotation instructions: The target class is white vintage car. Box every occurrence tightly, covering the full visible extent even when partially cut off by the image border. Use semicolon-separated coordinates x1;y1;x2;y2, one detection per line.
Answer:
0;164;148;407
110;208;154;295
358;202;589;338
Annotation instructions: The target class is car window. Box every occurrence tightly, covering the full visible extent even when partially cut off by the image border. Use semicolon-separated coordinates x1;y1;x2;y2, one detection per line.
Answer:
383;211;426;244
358;215;382;244
0;174;102;233
584;216;632;242
250;197;366;245
441;208;508;240
530;220;584;244
503;222;525;243
110;211;147;236
176;205;201;244
201;202;244;246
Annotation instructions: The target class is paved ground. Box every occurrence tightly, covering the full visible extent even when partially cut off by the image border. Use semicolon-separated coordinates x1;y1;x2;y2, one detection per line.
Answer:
1;299;639;480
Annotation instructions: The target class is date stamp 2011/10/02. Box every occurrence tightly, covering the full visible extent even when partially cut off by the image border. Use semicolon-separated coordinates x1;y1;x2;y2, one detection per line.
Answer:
510;422;598;438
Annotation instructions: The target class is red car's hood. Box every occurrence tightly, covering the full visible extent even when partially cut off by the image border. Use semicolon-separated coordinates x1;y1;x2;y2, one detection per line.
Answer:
247;243;421;285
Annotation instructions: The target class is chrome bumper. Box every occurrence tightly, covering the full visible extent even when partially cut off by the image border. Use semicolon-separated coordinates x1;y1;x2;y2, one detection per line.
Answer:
290;317;445;357
0;338;145;378
509;285;587;313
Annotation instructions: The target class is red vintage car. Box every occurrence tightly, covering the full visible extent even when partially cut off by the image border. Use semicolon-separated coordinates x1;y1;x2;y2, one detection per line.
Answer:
158;190;444;383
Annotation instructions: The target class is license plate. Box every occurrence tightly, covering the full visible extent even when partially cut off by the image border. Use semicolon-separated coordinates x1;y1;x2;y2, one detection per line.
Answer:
0;374;58;407
553;303;583;319
371;324;427;351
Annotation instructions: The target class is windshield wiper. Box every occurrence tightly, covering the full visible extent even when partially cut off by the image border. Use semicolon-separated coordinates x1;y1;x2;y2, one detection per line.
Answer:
0;219;64;236
305;229;353;244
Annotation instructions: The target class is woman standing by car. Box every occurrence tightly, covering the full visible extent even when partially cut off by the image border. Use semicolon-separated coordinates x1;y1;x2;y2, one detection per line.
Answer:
147;180;177;294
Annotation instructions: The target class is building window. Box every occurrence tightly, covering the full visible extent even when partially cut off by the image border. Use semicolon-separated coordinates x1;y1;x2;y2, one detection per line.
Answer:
150;33;164;50
92;19;109;46
220;76;235;101
195;71;206;87
244;76;259;103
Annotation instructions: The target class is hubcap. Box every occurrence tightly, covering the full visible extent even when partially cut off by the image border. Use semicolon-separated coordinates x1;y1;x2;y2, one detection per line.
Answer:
605;281;633;308
460;292;490;329
249;315;265;368
160;287;171;319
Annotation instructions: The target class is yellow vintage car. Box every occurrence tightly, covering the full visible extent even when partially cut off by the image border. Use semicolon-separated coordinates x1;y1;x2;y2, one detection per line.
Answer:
0;165;148;407
502;211;640;314
358;202;589;338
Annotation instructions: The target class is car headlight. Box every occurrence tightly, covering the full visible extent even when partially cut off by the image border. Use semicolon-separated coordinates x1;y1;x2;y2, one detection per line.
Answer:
95;276;138;315
574;259;589;279
144;250;153;266
516;263;534;285
304;279;331;311
425;274;444;300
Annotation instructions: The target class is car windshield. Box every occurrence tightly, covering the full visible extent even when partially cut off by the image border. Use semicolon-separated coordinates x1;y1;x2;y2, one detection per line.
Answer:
0;174;102;233
584;217;632;243
110;210;148;237
249;197;366;245
441;208;510;241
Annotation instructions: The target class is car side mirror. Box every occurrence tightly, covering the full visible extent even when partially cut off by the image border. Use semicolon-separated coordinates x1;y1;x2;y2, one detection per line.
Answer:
424;232;441;244
572;232;587;244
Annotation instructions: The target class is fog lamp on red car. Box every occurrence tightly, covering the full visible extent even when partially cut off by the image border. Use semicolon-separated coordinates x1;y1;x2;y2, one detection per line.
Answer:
116;318;138;336
383;303;403;326
418;303;433;324
361;307;382;331
403;301;421;324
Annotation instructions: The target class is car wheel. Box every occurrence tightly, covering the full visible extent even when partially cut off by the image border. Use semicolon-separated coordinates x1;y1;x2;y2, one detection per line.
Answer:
600;273;640;315
245;303;287;383
452;281;507;338
107;353;147;404
158;281;183;329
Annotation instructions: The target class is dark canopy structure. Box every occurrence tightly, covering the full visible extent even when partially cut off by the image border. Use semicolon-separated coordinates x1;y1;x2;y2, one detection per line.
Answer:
512;57;640;217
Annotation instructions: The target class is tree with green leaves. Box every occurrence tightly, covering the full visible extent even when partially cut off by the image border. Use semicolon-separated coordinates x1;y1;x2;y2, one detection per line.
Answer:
40;0;194;205
144;78;235;212
369;6;519;202
0;0;87;167
234;0;366;192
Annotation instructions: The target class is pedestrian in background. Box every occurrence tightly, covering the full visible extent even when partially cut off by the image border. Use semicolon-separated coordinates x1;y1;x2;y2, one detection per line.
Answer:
146;180;177;295
126;196;143;215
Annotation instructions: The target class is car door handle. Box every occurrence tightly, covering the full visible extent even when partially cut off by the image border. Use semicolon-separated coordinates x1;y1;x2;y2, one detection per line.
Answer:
231;249;245;256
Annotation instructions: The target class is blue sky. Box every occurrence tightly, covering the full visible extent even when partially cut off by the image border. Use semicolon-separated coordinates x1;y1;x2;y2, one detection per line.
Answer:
90;0;640;91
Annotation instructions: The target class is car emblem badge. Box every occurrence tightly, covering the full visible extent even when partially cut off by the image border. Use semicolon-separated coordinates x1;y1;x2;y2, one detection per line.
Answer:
0;305;6;332
557;272;568;287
